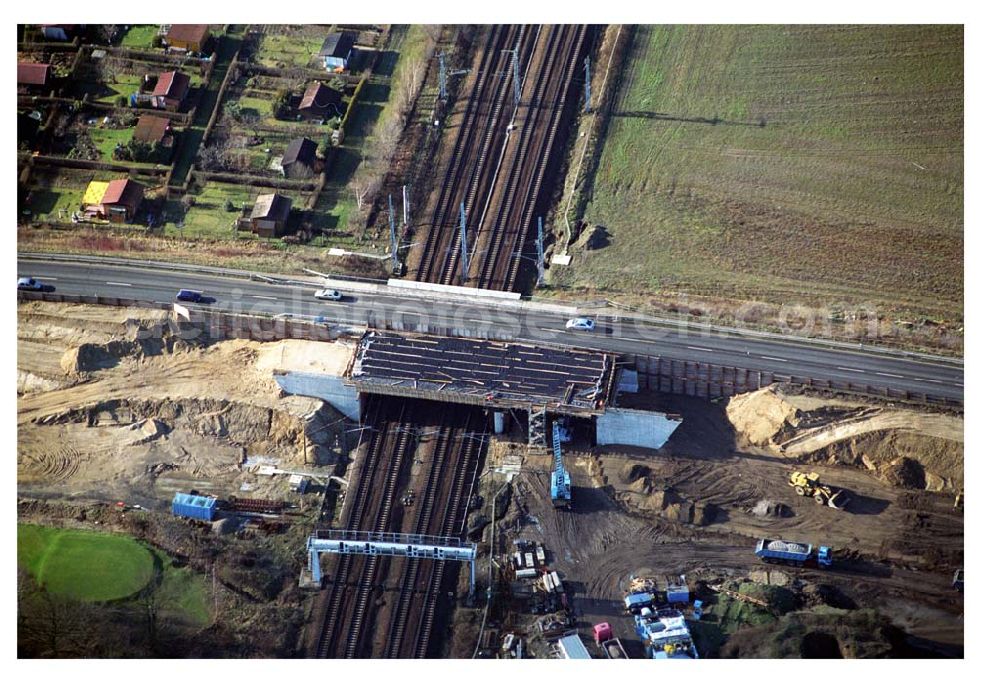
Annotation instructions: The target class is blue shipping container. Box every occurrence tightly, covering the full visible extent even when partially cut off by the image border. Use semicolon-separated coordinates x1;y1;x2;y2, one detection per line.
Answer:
172;493;217;521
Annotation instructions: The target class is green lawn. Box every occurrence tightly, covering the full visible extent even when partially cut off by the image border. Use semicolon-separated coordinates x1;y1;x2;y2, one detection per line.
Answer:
257;33;326;69
166;181;309;239
22;186;82;222
18;523;211;626
552;25;964;325
88;126;135;161
120;25;160;49
93;74;143;104
18;524;154;602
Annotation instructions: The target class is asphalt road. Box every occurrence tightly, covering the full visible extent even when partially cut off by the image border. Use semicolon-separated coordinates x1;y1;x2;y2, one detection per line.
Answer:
17;257;964;403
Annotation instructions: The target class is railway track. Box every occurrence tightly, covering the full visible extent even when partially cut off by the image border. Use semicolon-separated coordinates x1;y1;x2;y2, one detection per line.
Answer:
408;25;589;293
314;397;415;658
472;25;588;292
313;400;489;658
412;25;523;284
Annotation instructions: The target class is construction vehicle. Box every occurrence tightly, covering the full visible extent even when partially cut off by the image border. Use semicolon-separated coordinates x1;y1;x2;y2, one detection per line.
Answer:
788;471;849;509
550;421;571;510
623;576;689;613
755;538;833;568
594;623;628;658
634;607;699;659
601;638;628;659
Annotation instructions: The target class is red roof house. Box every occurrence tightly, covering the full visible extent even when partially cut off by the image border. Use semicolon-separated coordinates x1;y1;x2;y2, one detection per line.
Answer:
18;62;51;88
151;71;190;111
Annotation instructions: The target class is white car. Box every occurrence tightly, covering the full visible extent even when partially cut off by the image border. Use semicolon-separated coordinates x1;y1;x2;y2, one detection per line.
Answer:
565;317;596;331
17;276;44;291
314;288;343;301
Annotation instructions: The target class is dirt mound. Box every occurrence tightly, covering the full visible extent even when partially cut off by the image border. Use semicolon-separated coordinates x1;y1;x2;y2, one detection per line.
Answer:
726;386;963;491
60;333;184;376
726;386;800;446
620;462;651;484
750;499;791;518
881;456;926;489
579;223;611;250
801;583;858;610
663;496;718;526
722;608;904;658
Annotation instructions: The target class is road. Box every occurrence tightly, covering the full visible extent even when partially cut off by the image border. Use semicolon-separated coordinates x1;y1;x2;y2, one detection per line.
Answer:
17;256;964;403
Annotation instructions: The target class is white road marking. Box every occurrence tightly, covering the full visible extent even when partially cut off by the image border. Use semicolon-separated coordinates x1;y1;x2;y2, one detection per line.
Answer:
837;367;865;373
686;346;714;352
251;295;278;300
465;318;493;324
106;281;132;287
616;336;655;343
875;372;904;379
759;356;788;362
33;276;58;280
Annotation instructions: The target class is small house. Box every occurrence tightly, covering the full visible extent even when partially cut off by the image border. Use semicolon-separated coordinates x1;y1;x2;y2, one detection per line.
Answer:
165;24;209;54
281;137;319;179
82;178;144;223
249;193;293;238
132;114;173;148
318;32;354;71
298;82;341;121
17;62;50;91
151;70;190;111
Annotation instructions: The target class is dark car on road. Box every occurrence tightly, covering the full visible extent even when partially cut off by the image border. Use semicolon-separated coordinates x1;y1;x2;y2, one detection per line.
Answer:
175;289;205;303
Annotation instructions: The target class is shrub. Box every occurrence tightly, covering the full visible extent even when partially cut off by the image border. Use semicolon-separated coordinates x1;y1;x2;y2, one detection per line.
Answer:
224;199;235;212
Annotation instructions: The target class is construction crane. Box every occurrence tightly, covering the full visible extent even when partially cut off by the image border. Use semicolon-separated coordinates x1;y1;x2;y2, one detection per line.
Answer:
550;422;571;510
788;471;848;510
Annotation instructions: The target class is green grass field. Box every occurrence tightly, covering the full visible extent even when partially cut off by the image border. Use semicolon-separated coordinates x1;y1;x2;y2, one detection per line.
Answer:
18;524;211;625
88;126;134;161
552;25;963;325
18;524;154;602
166;181;310;239
257;33;326;69
120;25;160;49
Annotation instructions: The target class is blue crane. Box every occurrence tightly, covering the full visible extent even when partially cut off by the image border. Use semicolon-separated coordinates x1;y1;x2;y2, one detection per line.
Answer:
550;422;572;509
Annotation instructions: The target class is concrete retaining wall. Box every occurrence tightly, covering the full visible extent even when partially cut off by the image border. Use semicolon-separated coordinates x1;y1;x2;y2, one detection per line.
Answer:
596;407;682;449
274;371;360;422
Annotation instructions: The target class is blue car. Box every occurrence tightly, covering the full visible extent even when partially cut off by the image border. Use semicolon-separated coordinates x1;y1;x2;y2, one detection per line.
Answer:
175;289;204;303
17;276;44;290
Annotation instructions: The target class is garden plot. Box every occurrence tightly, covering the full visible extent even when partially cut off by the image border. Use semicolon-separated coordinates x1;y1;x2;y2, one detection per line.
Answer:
71;52;206;109
20;166;162;224
166;180;313;239
255;25;331;69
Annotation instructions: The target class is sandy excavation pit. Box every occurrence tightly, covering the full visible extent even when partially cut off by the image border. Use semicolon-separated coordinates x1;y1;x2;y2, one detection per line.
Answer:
17;302;354;507
18;302;964;657
457;387;963;657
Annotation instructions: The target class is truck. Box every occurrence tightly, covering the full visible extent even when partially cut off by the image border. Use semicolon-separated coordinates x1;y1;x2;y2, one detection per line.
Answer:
601;638;628;659
594;623;629;659
623;575;689;612
755;538;832;568
634;607;698;659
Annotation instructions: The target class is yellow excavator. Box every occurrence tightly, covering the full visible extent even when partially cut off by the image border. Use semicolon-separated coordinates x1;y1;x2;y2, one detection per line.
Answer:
788;471;848;510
